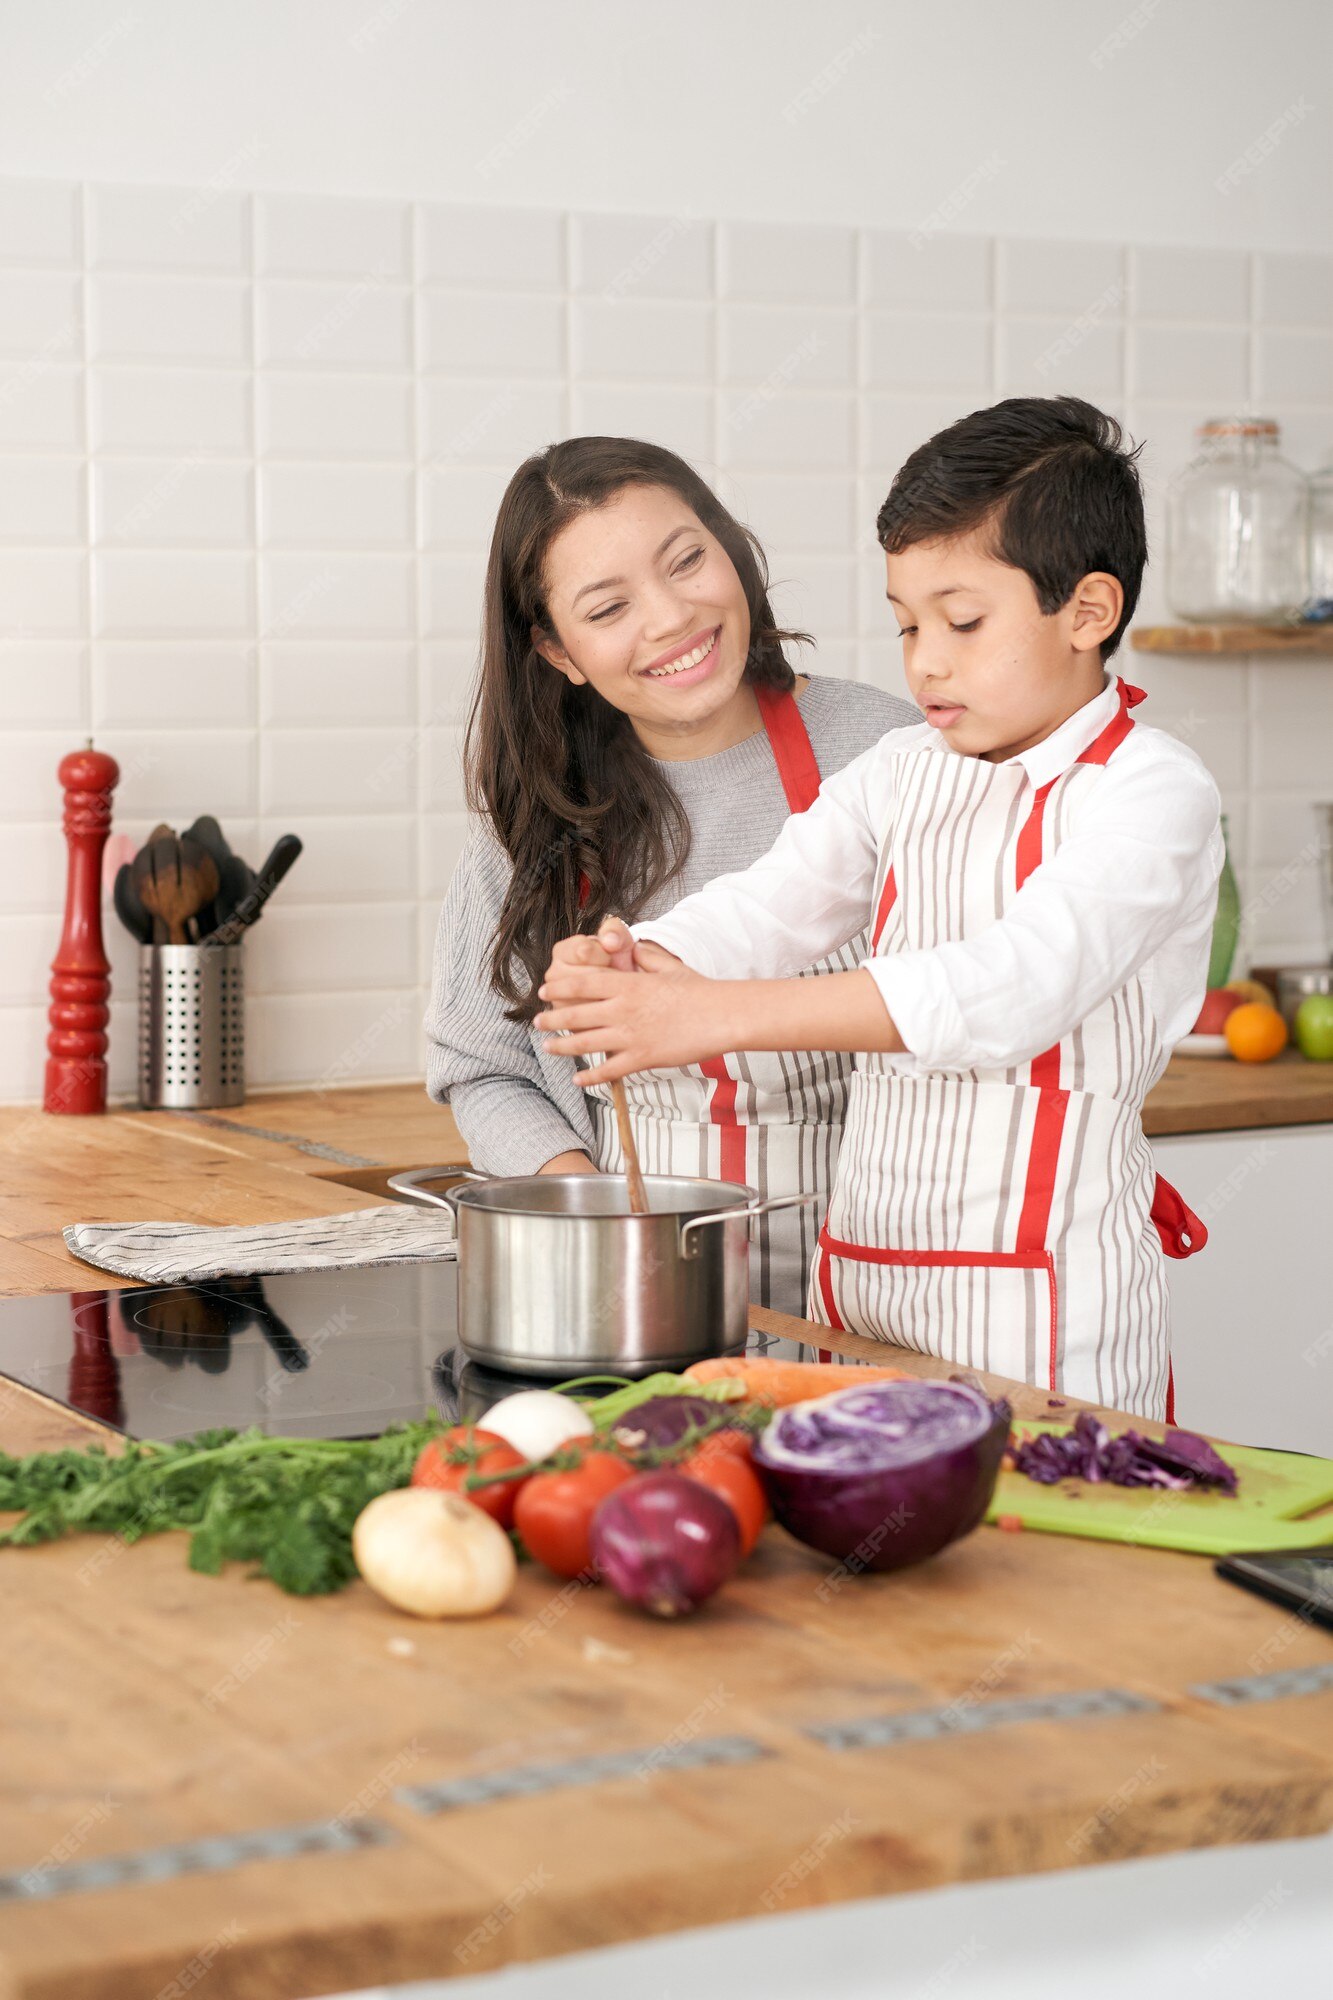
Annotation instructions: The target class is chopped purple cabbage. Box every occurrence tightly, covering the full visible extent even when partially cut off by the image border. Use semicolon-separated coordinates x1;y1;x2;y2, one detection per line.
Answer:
1011;1410;1238;1495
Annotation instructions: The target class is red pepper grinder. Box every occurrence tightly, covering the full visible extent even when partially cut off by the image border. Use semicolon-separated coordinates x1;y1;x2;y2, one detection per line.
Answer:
44;741;120;1116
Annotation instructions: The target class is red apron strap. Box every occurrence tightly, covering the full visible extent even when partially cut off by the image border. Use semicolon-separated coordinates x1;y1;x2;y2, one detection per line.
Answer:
703;685;822;1185
1150;1174;1208;1259
755;681;823;814
1076;676;1141;768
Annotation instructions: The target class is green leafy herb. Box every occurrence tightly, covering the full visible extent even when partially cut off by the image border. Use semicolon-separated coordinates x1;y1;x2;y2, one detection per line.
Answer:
0;1419;444;1595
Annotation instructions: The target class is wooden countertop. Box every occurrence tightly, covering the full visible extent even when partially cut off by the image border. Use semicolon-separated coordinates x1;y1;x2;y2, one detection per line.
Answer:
1;1052;1331;1302
0;1084;1331;1999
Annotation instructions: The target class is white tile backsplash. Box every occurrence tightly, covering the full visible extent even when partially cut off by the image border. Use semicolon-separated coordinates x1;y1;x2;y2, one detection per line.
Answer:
93;458;252;546
90;367;250;453
998;239;1124;316
0;456;84;541
864;232;991;312
0;175;1329;1099
0;368;82;449
1128;323;1250;403
1254;331;1333;407
1255;253;1333;327
256;194;411;281
420;290;565;376
94;550;251;636
0;272;82;358
258;464;414;548
258;373;413;459
719;221;856;303
0;549;85;633
418;205;565;291
257;280;413;370
89;276;251;367
1128;246;1251;324
864;314;992;392
720;306;855;389
88;184;248;273
572;299;713;382
571;214;713;301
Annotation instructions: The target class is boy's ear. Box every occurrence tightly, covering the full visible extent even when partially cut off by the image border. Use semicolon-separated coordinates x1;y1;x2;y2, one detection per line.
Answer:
531;624;588;686
1069;572;1123;654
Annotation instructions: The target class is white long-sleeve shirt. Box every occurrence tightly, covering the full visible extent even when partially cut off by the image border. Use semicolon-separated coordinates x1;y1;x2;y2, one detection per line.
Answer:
636;679;1224;1078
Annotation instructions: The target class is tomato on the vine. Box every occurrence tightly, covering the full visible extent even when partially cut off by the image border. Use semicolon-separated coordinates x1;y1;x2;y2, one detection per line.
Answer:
513;1449;635;1579
411;1425;528;1529
678;1444;768;1557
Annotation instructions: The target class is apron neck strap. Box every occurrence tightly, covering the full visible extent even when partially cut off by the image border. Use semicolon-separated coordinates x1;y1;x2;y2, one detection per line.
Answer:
755;681;822;813
1077;675;1143;768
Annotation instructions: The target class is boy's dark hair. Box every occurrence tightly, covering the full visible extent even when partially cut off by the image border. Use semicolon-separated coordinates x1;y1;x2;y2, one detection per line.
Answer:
876;396;1146;659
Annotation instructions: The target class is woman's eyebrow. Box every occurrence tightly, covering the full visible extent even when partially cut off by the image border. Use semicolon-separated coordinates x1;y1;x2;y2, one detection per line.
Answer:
570;526;697;606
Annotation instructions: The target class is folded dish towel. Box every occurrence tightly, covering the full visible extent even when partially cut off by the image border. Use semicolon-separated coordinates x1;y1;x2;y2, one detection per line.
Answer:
64;1206;456;1283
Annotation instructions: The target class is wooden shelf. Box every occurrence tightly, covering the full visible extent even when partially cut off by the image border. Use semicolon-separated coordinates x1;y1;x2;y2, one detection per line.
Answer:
1132;623;1333;655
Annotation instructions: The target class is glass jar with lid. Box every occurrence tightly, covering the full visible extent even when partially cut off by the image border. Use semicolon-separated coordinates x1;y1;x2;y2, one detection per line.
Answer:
1307;457;1333;622
1166;418;1309;623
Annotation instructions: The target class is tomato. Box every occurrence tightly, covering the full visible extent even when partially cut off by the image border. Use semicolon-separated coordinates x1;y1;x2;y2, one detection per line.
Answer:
513;1449;635;1578
411;1426;528;1529
678;1447;768;1557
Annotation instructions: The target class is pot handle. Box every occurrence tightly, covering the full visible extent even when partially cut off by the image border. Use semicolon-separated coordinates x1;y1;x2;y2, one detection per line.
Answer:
386;1165;486;1214
679;1190;818;1259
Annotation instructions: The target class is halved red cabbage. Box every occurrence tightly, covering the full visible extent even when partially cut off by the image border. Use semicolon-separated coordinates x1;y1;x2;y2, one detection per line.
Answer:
753;1379;1011;1574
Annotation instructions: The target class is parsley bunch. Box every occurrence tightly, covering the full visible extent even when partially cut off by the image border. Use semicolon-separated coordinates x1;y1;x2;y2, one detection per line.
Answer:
0;1419;444;1595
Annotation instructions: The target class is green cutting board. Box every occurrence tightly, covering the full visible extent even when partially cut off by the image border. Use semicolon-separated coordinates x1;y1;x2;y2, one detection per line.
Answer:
985;1420;1333;1555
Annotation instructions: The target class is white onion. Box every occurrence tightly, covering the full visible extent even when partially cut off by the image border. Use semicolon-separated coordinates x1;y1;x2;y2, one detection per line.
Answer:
352;1488;516;1618
479;1390;594;1462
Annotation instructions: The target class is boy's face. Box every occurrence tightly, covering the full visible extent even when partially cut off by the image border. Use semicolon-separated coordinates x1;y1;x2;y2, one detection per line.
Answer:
884;529;1120;762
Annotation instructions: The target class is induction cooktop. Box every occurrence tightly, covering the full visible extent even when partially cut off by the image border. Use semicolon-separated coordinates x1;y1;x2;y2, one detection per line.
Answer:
0;1267;784;1444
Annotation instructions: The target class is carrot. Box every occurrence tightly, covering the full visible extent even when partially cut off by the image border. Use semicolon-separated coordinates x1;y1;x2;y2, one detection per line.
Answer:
683;1355;912;1409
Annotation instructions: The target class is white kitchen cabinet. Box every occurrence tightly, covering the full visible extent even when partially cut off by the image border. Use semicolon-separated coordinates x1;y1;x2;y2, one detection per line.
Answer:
1154;1123;1333;1454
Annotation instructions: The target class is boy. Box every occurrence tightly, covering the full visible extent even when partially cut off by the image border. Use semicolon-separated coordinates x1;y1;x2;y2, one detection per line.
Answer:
535;398;1223;1418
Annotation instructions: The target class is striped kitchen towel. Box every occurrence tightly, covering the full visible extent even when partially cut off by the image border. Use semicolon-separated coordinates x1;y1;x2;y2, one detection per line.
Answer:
64;1206;456;1283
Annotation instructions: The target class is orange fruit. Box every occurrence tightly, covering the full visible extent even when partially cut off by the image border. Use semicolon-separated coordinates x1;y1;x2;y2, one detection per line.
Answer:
1223;1002;1288;1063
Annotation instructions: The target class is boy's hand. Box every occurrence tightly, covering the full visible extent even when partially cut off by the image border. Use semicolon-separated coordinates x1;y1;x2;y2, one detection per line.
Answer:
544;915;637;984
535;940;736;1085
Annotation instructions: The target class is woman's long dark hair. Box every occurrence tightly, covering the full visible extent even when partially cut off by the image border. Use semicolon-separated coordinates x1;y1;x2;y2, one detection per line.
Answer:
467;437;809;1017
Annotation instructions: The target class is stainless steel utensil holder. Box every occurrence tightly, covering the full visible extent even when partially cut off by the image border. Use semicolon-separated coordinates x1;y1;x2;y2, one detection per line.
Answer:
138;944;245;1109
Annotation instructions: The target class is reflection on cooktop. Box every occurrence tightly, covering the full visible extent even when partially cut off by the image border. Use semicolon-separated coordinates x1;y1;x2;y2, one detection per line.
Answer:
0;1266;469;1444
1;1267;787;1445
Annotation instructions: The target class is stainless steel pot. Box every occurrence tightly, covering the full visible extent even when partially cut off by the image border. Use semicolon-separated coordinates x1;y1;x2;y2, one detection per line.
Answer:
387;1167;814;1377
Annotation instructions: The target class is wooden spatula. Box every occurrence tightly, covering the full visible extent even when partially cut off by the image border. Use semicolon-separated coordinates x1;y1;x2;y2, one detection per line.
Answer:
611;1079;650;1214
138;832;219;945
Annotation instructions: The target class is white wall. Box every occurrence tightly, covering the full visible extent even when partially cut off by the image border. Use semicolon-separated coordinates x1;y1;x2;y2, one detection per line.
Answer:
2;0;1331;253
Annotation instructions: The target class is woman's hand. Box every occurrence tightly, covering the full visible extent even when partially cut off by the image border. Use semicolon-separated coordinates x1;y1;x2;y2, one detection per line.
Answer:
535;932;738;1086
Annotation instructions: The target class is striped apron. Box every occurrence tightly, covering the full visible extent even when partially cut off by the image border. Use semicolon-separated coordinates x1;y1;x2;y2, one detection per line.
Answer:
587;684;864;1319
807;679;1203;1420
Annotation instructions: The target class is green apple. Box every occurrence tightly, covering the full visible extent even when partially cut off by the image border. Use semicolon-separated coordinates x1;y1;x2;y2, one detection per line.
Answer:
1294;994;1333;1061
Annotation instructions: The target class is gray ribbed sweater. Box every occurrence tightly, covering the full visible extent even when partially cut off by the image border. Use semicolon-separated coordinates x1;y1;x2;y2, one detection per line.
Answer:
424;674;918;1174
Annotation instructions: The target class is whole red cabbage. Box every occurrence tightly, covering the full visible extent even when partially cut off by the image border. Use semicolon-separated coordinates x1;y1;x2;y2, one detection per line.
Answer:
753;1379;1011;1574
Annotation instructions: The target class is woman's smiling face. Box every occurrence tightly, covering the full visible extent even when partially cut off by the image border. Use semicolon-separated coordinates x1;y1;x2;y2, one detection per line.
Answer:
532;482;754;755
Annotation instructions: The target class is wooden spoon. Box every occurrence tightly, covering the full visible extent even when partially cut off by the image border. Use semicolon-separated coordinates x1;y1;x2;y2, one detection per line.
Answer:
611;1079;650;1215
138;835;220;945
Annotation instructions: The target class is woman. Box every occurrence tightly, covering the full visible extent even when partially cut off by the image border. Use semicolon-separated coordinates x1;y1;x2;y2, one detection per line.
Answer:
425;437;917;1315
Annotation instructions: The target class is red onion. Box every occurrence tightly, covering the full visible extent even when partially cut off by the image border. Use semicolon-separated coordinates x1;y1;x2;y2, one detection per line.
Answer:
754;1379;1010;1574
609;1395;740;1458
590;1471;740;1617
